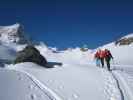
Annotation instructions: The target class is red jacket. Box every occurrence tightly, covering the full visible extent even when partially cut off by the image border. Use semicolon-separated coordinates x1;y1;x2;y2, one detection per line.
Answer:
99;50;106;58
95;52;100;58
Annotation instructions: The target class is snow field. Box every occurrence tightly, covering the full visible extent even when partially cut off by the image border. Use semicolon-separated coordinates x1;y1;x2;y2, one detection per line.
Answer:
6;65;62;100
6;63;123;100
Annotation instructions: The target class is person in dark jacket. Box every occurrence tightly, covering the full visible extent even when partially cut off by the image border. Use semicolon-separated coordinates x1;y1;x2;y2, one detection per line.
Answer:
104;49;113;71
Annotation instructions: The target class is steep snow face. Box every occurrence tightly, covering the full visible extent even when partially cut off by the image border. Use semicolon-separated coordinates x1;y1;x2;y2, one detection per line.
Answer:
0;23;28;44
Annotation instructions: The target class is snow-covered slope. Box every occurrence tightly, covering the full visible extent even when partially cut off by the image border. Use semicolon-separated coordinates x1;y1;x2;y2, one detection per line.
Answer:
7;62;122;100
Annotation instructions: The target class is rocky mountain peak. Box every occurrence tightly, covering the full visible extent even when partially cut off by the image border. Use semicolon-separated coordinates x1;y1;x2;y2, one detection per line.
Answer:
0;23;28;44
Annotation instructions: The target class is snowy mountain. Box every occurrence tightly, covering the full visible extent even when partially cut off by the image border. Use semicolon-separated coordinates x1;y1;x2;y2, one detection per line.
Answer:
0;24;30;65
0;23;28;44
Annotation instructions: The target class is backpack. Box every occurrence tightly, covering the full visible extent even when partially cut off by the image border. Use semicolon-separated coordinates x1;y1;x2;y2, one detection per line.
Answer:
105;50;111;58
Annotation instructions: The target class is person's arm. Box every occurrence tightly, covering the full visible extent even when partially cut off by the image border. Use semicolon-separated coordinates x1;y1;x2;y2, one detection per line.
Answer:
110;53;113;59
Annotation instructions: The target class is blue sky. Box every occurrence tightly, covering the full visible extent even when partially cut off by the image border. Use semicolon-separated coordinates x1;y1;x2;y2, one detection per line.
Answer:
0;0;133;49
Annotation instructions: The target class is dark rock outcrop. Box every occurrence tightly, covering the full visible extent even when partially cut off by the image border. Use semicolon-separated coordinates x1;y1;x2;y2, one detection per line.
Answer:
14;45;48;67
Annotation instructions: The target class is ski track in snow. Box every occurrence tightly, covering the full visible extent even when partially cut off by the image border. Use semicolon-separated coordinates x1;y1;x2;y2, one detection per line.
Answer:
16;72;38;100
100;69;122;100
8;69;62;100
112;67;133;100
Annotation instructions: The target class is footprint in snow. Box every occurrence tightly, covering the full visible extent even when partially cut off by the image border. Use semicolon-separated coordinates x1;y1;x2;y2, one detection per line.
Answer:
17;74;22;80
72;93;79;99
28;85;34;90
47;80;54;84
58;85;64;90
67;98;72;100
18;76;22;80
110;97;116;100
30;94;37;100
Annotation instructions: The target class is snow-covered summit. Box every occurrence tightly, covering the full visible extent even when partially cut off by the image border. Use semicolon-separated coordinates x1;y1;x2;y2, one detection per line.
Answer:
0;23;28;44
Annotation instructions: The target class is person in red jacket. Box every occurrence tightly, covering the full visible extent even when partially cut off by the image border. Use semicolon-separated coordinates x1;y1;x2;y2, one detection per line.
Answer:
94;50;101;66
99;50;106;67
